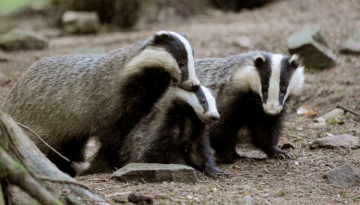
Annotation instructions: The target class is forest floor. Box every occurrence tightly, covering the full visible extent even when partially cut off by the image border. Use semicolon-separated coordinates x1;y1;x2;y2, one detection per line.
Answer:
0;0;360;204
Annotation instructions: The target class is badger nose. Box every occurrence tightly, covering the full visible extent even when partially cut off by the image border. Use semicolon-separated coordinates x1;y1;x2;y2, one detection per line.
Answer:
210;113;220;122
191;83;200;91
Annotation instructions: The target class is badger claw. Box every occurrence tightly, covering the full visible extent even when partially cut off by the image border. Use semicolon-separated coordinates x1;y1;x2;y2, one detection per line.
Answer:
272;146;295;160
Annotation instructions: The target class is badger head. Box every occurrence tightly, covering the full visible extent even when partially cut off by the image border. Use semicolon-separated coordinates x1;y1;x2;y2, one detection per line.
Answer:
176;85;220;123
149;31;201;91
234;52;305;116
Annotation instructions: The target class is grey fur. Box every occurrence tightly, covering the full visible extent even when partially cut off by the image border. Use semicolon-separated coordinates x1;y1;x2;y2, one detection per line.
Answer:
3;32;198;176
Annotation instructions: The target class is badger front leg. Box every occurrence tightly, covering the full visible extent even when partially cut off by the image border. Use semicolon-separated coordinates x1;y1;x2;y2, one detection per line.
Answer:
251;118;294;160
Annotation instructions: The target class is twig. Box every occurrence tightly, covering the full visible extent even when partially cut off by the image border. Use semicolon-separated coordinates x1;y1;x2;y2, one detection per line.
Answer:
17;123;70;162
301;86;323;104
336;104;360;117
36;175;93;192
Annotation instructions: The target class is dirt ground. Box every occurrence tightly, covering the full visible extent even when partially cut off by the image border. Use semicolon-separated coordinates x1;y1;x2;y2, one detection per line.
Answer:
1;0;360;204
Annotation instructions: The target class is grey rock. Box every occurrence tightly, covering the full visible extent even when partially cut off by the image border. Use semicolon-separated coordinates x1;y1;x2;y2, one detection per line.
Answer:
287;27;336;69
233;36;251;48
128;193;154;204
0;29;48;51
111;163;197;183
316;108;344;124
309;134;360;149
340;30;360;55
239;195;253;205
326;164;360;188
62;11;100;34
0;72;10;86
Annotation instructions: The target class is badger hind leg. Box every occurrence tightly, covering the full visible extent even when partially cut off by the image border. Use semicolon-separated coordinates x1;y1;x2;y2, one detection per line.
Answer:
46;136;89;177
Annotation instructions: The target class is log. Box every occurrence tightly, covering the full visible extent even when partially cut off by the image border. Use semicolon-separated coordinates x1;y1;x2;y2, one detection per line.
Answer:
0;110;110;205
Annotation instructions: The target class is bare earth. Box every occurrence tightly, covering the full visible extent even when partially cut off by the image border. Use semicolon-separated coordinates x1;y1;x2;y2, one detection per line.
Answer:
0;0;360;204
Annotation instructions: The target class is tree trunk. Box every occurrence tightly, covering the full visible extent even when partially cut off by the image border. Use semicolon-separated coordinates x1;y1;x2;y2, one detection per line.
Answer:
0;110;110;205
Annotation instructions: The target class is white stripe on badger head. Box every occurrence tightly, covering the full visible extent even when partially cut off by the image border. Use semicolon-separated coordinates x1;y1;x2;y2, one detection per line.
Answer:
172;87;203;115
201;86;219;118
263;54;283;115
169;32;200;86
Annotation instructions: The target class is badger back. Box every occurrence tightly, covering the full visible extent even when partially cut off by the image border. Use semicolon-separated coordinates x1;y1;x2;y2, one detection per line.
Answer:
233;52;305;116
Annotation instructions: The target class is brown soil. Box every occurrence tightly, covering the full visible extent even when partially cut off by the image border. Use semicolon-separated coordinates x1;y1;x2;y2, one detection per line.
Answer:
1;0;359;204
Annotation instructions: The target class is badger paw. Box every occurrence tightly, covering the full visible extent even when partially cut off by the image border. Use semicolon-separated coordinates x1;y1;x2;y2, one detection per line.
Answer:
272;146;295;160
205;166;230;177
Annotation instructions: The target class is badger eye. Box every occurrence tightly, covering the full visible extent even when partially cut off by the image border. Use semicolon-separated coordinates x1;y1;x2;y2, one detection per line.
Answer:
200;99;206;104
280;87;287;93
179;62;186;67
262;85;268;92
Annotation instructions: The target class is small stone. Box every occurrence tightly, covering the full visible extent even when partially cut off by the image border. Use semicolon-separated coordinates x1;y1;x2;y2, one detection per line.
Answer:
0;29;48;51
66;195;83;205
128;193;154;204
62;11;100;34
316;108;344;123
233;36;251;48
287;27;336;69
0;72;10;86
340;30;360;55
111;163;197;183
309;134;360;149
325;164;360;188
239;195;253;205
280;140;295;150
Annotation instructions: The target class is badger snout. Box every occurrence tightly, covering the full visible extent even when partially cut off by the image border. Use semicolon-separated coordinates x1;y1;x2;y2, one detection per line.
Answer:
263;102;283;116
203;111;220;123
180;78;201;91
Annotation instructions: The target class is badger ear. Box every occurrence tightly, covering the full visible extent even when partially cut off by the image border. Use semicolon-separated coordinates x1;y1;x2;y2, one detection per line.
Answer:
153;31;171;44
177;32;188;40
253;54;265;69
289;54;301;68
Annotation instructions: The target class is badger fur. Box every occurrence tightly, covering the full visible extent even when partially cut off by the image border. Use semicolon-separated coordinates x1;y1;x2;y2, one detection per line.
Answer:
116;86;225;176
195;52;305;163
3;31;200;176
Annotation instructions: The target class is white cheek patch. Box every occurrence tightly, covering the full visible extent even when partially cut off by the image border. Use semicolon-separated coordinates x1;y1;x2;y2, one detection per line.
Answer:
175;88;204;115
284;65;305;101
201;86;219;117
169;32;200;85
121;47;181;81
233;65;262;98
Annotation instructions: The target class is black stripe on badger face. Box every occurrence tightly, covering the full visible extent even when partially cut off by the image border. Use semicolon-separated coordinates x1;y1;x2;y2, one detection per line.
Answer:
151;31;200;91
279;56;297;105
254;53;272;103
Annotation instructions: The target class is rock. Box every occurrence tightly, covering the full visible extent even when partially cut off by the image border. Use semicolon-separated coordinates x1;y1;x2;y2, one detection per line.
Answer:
316;108;344;124
239;195;253;205
111;163;197;183
106;191;131;203
309;134;360;149
0;29;48;51
0;72;10;86
233;37;251;48
128;193;153;204
280;140;295;150
287;27;336;69
62;11;100;34
325;164;360;188
340;30;360;55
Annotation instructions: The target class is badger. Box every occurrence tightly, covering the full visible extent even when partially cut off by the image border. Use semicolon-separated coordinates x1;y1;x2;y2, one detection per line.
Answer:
3;31;201;176
195;52;305;163
116;85;225;176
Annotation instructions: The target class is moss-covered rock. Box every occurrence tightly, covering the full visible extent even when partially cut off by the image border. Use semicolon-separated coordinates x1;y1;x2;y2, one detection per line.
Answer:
0;29;48;51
